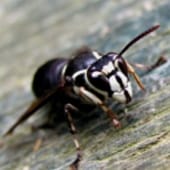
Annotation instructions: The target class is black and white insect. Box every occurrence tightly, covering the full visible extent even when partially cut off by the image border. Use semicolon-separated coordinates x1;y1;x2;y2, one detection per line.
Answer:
4;25;166;170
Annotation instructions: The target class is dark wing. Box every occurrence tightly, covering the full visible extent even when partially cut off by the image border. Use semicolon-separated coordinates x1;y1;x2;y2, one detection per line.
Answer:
4;85;65;136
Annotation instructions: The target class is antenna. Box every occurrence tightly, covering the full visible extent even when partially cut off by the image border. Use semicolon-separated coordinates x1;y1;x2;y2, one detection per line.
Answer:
118;25;160;57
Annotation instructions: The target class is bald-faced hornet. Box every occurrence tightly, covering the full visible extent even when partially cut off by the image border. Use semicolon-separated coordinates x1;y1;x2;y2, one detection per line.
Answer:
4;25;166;170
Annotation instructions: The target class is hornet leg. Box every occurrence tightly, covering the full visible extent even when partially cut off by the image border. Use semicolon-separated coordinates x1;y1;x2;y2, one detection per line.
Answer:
64;104;82;170
125;56;166;91
79;87;121;128
130;56;167;72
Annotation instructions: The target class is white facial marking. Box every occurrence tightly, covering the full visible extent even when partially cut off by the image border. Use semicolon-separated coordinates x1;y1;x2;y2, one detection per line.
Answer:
102;62;115;74
116;71;128;86
92;51;102;59
113;91;126;103
109;76;122;92
112;81;133;103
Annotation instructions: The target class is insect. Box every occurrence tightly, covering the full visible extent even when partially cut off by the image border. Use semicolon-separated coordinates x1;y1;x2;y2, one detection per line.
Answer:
4;25;166;170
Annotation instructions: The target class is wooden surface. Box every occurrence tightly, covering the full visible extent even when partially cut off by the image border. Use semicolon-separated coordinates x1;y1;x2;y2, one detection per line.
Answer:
0;0;170;170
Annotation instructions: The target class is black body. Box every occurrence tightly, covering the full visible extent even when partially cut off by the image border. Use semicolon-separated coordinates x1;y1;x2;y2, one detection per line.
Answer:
32;47;98;121
32;58;68;98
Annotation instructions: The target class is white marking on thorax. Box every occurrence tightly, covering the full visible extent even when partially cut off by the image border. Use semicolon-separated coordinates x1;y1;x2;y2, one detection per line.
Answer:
72;69;86;80
92;51;102;59
61;63;68;80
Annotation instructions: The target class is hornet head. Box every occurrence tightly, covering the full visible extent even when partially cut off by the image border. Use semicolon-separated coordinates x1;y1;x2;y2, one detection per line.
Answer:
86;25;160;103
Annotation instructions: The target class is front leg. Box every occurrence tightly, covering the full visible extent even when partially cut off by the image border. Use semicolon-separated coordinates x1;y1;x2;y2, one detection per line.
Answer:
130;56;167;72
125;56;167;91
79;87;121;128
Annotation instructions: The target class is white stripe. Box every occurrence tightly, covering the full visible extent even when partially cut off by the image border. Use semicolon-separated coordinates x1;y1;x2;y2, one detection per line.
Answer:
92;51;102;59
74;138;80;149
84;70;108;98
61;63;68;80
102;62;115;74
72;69;86;80
109;75;122;92
116;71;128;87
125;82;133;97
80;87;103;105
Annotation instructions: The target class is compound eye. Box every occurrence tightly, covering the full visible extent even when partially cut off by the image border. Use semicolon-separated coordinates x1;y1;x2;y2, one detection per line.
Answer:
116;58;128;76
